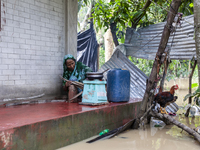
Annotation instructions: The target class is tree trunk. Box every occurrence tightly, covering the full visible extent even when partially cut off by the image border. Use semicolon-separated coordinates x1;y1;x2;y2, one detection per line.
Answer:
194;0;200;87
104;28;114;62
132;0;182;129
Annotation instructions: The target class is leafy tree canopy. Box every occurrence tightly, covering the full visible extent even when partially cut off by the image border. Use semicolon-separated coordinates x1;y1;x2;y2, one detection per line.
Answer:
79;0;193;30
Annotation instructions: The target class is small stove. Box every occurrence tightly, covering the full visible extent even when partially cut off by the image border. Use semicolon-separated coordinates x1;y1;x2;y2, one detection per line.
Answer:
80;79;108;105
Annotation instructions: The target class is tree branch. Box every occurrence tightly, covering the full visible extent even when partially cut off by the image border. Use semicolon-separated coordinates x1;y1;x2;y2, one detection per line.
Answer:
131;0;152;28
132;0;182;129
150;111;200;143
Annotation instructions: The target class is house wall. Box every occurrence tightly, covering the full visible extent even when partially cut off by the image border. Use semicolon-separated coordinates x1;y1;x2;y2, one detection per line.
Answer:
0;0;78;99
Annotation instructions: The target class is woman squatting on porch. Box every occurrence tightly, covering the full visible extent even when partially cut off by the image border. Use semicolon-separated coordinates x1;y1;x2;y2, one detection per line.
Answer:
63;54;92;102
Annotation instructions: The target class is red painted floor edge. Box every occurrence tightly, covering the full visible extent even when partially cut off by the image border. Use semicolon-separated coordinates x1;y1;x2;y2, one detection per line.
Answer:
0;98;142;131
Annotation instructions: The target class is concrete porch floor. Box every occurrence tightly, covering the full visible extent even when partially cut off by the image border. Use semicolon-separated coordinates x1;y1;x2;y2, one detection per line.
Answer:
0;98;142;150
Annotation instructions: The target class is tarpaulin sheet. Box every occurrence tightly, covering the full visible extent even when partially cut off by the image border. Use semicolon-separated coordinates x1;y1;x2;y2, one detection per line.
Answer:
77;23;98;72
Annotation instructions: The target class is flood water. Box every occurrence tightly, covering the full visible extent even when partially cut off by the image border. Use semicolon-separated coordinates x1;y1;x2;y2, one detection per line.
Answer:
58;115;200;150
164;78;198;106
58;78;200;150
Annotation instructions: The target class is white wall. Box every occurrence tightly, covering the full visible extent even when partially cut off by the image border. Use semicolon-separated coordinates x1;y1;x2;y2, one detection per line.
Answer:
65;0;78;58
0;0;77;99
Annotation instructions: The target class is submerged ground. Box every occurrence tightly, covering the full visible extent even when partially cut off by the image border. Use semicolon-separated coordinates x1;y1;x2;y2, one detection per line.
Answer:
58;109;200;150
58;79;200;149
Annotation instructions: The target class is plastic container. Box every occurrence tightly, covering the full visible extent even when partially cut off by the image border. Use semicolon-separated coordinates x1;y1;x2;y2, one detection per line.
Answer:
99;129;109;136
107;68;130;102
150;117;166;128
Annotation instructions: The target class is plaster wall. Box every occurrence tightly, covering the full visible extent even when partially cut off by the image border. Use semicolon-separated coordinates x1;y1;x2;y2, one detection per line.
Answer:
0;0;78;99
65;0;77;58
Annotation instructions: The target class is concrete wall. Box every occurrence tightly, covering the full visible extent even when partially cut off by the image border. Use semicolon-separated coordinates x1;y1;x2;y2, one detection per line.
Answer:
65;0;78;58
0;0;78;99
0;101;141;149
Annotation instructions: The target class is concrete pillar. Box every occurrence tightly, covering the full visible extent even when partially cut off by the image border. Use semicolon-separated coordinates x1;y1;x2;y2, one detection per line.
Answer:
65;0;78;58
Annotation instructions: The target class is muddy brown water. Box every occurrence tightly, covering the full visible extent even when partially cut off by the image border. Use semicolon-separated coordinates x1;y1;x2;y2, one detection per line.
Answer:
58;78;200;150
58;115;200;150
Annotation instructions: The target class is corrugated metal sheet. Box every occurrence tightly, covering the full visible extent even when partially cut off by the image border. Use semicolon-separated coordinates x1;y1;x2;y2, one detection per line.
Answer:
125;15;196;60
99;49;148;98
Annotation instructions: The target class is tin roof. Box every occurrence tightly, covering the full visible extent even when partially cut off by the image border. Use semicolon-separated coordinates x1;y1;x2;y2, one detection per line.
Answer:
125;15;196;60
99;49;148;98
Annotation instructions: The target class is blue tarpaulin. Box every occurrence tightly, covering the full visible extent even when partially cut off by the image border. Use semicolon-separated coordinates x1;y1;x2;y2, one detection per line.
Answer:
77;23;98;72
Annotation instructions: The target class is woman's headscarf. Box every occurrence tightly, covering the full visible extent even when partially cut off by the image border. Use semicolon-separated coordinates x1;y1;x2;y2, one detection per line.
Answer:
63;54;92;85
63;54;76;75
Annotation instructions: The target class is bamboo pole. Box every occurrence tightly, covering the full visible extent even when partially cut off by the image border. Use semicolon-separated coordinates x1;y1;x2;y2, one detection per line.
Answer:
0;93;45;105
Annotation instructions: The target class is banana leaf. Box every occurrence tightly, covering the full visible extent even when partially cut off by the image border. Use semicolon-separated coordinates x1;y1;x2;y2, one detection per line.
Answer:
183;87;200;101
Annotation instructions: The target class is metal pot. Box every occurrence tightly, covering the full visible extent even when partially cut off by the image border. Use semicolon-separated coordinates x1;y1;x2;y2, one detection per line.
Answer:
86;72;103;80
86;69;110;80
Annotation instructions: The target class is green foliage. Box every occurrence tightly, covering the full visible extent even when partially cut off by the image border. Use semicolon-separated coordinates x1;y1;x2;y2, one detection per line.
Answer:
128;57;198;81
183;83;200;106
92;0;181;30
89;0;194;46
165;60;196;81
179;0;193;15
189;3;193;8
91;0;151;44
183;86;200;101
146;1;168;23
128;56;154;77
78;0;194;42
192;83;199;89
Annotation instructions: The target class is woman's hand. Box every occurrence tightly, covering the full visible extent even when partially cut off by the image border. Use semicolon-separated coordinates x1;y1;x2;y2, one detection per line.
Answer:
65;81;72;87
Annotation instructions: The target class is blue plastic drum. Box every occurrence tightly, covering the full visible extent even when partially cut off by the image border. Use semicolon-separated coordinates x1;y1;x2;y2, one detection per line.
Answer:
107;68;130;102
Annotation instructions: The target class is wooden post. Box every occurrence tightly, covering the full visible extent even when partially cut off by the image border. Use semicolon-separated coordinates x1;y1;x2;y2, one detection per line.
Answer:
189;60;197;104
185;60;197;117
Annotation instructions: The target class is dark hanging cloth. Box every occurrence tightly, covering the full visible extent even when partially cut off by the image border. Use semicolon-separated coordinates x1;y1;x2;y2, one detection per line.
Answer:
77;23;98;72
